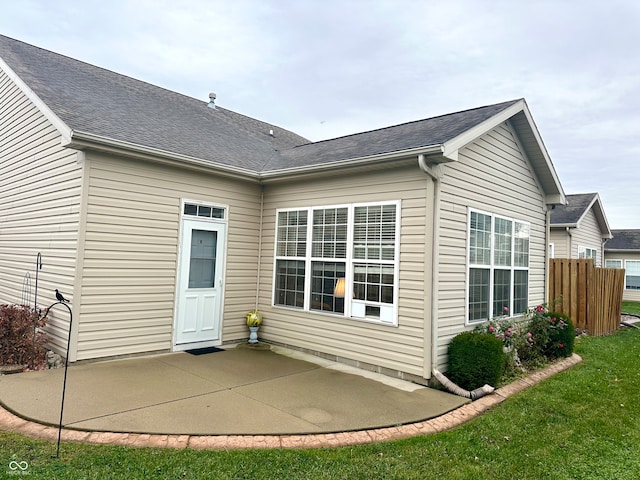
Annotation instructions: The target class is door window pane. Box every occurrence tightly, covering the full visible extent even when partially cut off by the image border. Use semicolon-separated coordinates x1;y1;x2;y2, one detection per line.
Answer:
189;230;217;288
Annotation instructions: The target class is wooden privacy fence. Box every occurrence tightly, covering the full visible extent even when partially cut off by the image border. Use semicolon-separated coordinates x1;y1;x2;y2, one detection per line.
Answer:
548;259;625;336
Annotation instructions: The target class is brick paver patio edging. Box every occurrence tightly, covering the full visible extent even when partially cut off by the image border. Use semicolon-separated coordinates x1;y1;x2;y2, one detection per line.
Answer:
0;354;582;450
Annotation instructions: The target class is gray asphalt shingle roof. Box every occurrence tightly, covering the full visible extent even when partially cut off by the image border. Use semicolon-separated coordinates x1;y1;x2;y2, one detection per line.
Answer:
605;230;640;251
0;34;308;172
550;193;598;225
0;34;522;175
264;100;520;171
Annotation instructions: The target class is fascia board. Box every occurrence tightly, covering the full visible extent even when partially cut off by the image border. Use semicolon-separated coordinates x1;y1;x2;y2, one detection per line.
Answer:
67;131;262;182
519;104;566;204
442;98;566;205
0;56;73;143
441;99;526;159
550;222;578;229
574;195;612;238
593;195;613;238
573;195;597;229
259;145;445;180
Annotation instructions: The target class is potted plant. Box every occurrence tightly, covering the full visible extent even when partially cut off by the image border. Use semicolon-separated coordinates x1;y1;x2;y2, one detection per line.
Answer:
246;309;263;344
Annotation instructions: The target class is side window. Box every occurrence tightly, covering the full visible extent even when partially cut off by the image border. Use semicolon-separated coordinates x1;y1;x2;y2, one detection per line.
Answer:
467;210;530;323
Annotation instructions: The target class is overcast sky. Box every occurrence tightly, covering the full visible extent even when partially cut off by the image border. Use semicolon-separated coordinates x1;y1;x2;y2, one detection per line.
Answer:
2;0;639;228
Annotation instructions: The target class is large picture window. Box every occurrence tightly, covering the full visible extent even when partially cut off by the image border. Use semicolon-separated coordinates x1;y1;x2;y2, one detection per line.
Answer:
274;202;399;325
467;209;530;323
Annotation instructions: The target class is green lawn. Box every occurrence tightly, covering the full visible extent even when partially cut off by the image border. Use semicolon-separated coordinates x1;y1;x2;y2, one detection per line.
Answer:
622;301;640;316
3;329;640;479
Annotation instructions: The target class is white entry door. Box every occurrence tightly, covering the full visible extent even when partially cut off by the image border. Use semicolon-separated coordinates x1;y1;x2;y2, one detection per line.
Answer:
175;218;225;348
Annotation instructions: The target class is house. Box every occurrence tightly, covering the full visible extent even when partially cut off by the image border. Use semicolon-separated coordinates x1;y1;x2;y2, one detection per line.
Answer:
604;230;640;302
549;193;612;265
0;35;565;383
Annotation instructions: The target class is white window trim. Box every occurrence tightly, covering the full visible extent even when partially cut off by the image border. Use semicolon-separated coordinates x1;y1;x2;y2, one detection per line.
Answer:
181;198;228;224
605;259;622;269
466;208;531;325
578;245;597;261
549;243;555;259
625;259;640;291
273;201;401;326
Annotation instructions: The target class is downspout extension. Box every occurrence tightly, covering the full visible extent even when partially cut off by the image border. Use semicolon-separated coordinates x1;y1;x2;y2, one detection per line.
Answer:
418;154;494;401
432;368;495;400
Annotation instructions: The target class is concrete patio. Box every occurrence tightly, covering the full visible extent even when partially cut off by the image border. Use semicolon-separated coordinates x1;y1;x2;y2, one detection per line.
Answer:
0;344;469;436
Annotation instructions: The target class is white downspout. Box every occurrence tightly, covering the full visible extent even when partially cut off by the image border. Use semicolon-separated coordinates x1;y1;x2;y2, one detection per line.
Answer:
254;187;264;310
418;154;493;400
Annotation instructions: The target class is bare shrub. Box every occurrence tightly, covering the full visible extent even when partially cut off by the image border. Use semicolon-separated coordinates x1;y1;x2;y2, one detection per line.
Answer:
0;304;48;369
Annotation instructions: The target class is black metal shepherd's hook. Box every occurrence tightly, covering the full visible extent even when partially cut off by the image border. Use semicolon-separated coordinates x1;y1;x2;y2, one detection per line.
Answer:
31;253;43;368
44;300;72;458
34;253;42;314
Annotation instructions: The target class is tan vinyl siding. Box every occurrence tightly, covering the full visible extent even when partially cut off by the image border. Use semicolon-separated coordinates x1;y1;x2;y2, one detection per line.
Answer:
571;209;603;264
436;122;548;370
77;153;261;360
259;162;430;378
0;68;82;354
549;229;569;258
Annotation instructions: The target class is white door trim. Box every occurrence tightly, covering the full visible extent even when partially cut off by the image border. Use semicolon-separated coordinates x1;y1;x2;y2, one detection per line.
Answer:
173;201;228;351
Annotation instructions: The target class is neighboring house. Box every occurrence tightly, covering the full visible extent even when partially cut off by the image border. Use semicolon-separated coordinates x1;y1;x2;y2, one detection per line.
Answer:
604;230;640;302
549;193;612;265
0;35;565;383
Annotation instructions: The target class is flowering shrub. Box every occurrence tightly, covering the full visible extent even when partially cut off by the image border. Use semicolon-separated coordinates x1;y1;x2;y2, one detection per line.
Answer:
0;304;48;369
474;309;538;374
470;303;575;381
526;306;574;359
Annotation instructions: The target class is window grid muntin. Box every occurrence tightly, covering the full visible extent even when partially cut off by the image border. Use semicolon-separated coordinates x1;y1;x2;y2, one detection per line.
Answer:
275;260;306;307
625;260;640;290
311;261;345;313
273;202;399;325
353;204;396;261
312;208;348;259
467;209;530;323
277;210;308;257
184;202;225;219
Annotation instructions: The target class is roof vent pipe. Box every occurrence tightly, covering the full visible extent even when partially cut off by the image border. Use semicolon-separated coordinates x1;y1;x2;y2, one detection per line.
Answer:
208;92;217;109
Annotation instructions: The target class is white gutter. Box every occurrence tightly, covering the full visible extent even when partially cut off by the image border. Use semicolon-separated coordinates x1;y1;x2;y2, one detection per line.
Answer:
261;145;445;180
67;131;448;182
65;131;262;181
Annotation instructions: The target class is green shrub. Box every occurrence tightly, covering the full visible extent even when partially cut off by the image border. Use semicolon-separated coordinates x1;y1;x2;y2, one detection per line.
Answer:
0;304;48;368
447;331;505;390
546;312;575;358
527;307;574;360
